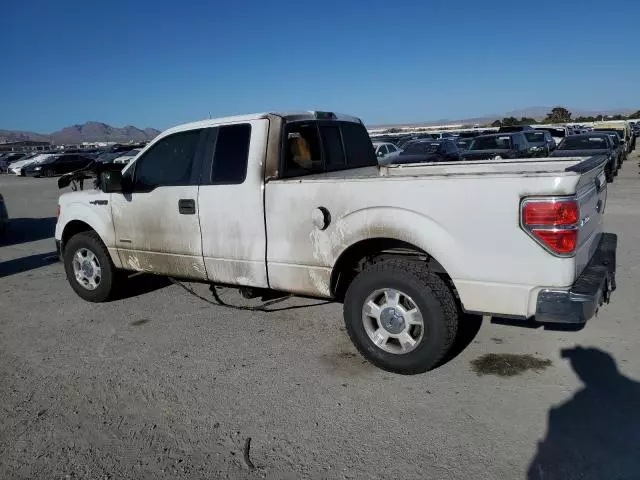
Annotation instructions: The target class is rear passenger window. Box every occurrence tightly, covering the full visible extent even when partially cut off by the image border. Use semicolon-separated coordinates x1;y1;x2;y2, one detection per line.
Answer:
211;124;251;184
341;123;377;167
283;123;323;177
134;129;201;190
320;126;345;167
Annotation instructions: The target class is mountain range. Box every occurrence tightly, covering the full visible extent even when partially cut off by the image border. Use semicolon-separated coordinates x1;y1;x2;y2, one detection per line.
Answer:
0;122;161;145
369;106;636;128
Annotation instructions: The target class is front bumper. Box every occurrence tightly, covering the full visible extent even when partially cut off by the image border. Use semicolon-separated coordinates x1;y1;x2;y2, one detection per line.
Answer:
535;233;617;325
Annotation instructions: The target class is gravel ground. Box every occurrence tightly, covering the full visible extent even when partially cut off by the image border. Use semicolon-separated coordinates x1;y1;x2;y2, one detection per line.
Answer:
1;154;640;480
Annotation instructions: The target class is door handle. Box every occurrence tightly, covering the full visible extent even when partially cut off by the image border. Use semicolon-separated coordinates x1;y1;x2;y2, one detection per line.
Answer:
178;199;196;215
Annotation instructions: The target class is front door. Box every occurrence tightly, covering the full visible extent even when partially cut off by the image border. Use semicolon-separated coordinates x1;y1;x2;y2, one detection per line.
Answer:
112;128;208;280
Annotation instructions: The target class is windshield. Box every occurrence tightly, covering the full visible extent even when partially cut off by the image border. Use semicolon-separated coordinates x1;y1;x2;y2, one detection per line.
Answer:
559;136;609;150
593;130;621;144
525;132;546;143
403;142;441;154
538;128;566;138
469;136;512;150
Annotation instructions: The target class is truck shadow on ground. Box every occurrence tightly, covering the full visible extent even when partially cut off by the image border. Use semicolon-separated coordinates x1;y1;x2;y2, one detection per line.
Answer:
528;347;640;480
0;217;57;247
113;273;172;300
0;252;58;278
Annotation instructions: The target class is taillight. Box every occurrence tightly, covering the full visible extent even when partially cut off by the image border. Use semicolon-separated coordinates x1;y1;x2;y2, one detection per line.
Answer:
523;200;578;225
56;205;60;218
521;198;579;256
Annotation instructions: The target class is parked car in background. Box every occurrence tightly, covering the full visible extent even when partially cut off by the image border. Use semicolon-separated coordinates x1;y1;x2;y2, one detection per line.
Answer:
0;152;28;171
497;125;535;133
523;130;556;156
0;193;7;233
461;132;535;160
397;134;435;149
112;149;141;165
430;132;455;139
1;152;32;172
373;142;401;162
593;121;632;153
8;153;57;176
94;151;123;164
593;129;627;165
534;126;570;146
454;137;474;150
22;153;93;177
550;133;617;182
381;139;461;165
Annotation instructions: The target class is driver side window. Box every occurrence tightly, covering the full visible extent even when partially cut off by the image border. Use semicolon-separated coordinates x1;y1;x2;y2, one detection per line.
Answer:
133;129;202;191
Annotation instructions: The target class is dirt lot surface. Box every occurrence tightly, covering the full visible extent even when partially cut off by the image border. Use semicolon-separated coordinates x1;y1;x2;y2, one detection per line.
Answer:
2;154;640;479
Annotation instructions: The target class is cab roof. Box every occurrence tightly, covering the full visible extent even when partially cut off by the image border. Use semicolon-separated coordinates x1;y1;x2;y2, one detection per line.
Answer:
162;111;363;137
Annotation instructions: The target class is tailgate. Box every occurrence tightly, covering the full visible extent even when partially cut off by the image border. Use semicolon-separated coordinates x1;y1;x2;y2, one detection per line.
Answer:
570;159;608;277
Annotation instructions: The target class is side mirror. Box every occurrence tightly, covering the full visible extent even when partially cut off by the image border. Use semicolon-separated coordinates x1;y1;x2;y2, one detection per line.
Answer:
100;170;124;193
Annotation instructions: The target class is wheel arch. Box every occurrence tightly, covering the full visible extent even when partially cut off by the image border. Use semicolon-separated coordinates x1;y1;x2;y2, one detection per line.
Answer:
330;237;456;302
61;220;96;252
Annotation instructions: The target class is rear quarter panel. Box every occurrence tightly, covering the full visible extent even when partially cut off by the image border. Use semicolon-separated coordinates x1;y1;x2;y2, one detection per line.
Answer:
265;171;583;316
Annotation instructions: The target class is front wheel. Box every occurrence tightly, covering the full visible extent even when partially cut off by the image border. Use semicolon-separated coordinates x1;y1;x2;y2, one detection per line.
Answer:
343;259;459;374
63;231;117;302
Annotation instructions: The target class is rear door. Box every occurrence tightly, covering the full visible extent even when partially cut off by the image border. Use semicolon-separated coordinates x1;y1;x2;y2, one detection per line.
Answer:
112;128;208;279
197;119;269;287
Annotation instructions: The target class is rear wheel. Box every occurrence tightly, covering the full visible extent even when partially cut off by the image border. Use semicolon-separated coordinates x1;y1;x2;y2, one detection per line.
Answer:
63;231;117;302
343;259;459;374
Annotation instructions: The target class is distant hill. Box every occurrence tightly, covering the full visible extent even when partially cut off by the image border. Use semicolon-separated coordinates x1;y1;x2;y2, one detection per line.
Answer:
0;122;161;145
369;106;637;129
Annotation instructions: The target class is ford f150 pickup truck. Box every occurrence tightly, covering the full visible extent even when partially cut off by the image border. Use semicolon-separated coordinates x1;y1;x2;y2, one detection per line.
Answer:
55;111;617;374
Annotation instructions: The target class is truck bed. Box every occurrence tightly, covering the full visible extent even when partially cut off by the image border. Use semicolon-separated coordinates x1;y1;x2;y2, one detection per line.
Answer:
379;156;601;178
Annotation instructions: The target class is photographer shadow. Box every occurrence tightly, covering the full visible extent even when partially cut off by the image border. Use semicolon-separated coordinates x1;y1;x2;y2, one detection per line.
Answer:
528;347;640;480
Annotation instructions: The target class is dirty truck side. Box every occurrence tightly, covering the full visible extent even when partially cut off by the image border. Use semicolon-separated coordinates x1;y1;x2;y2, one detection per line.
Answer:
56;111;617;374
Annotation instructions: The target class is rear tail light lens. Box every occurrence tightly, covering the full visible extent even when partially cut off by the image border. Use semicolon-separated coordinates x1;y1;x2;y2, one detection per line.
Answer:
523;200;578;226
521;198;579;256
531;229;578;255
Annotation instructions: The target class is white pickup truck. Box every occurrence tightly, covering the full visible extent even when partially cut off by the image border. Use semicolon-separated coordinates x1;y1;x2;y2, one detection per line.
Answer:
55;111;617;374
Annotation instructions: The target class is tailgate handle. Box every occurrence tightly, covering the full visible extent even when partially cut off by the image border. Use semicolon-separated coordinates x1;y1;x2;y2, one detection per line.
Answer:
595;174;606;193
178;199;196;215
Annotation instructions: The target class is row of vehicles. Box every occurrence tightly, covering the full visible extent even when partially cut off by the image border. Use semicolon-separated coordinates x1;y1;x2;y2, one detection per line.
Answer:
0;144;145;177
53;110;618;374
372;121;638;183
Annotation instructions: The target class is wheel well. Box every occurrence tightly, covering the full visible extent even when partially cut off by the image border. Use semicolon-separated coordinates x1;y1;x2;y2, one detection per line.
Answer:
61;220;95;252
330;238;453;301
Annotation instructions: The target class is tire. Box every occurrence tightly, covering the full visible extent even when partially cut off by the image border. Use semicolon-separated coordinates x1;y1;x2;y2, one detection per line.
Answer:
606;162;614;183
343;259;459;374
63;231;117;302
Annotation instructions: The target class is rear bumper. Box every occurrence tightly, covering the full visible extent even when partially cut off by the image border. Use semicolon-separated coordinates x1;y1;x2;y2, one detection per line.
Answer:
55;239;62;262
535;233;617;325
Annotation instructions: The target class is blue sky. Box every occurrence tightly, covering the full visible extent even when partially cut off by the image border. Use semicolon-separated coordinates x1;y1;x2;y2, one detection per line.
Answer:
2;0;639;132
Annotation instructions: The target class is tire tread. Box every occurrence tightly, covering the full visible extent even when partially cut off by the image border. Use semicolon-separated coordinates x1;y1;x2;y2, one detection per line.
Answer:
343;258;458;374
